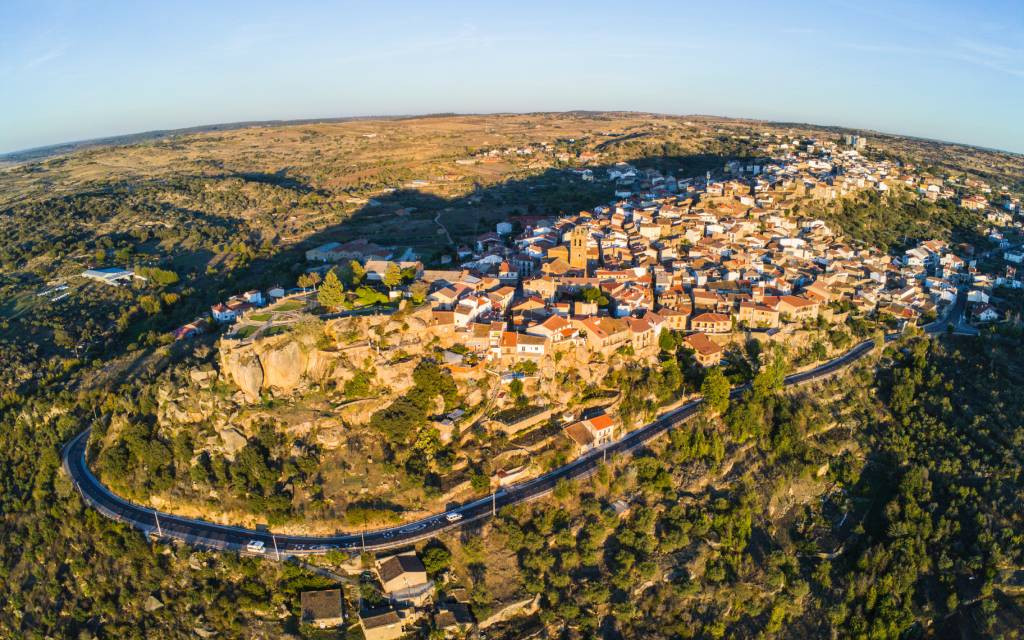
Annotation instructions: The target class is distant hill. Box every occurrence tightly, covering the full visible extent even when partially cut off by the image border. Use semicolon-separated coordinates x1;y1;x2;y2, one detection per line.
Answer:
5;110;1019;169
0;115;433;165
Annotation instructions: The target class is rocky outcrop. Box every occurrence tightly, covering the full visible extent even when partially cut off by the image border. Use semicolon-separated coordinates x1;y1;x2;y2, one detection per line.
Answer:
304;349;336;382
372;356;419;396
214;309;453;400
315;426;345;450
336;398;380;425
261;340;306;392
162;400;208;424
479;595;540;629
223;351;263;401
217;427;248;456
189;369;217;387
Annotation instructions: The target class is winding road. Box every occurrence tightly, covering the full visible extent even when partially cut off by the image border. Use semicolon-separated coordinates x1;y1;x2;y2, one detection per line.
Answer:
63;335;892;557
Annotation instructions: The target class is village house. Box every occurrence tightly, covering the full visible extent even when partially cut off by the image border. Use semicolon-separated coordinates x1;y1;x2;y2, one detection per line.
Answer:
575;316;631;356
173;318;209;341
658;306;691;331
764;295;820;322
376;551;433;605
306;239;393;263
210;299;252;324
498;331;548;362
563;413;616;453
359;608;407;640
434;602;475;637
684;332;724;367
737;301;781;328
300;589;344;629
690;312;732;334
526;314;579;343
971;303;1000;323
626;316;657;352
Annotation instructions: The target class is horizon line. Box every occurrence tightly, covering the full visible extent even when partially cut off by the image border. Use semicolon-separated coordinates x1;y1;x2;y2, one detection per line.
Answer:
2;110;1020;163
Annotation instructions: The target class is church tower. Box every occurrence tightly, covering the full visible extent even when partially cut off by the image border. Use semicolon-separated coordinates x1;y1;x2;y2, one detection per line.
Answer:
569;226;588;272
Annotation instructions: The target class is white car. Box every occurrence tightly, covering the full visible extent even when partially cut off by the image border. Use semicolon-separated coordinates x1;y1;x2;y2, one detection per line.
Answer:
445;512;463;523
245;540;266;554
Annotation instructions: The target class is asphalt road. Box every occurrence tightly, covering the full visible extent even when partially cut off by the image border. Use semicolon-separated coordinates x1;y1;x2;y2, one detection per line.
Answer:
922;285;979;336
62;335;889;557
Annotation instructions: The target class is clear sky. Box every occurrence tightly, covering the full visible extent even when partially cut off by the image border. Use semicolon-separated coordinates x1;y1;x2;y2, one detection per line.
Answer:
2;0;1022;154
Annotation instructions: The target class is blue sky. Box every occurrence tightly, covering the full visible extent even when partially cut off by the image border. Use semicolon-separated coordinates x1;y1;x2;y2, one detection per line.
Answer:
2;0;1022;154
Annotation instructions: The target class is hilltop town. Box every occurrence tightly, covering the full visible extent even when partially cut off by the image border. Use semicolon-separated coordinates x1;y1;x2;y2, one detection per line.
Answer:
4;114;1024;640
109;131;1024;638
204;128;1020;373
209;130;1016;396
122;131;1022;533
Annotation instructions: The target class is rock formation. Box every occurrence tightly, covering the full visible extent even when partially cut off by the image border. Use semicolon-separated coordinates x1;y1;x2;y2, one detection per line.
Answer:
261;339;306;392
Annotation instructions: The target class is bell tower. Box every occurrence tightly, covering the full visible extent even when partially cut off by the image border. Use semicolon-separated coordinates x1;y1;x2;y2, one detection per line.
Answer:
569;226;588;272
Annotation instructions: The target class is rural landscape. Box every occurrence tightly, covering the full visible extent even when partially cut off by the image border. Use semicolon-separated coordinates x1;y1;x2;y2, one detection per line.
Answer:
1;109;1023;640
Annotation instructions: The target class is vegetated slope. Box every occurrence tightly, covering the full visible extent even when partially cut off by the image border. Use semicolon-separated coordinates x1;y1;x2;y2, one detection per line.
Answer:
806;188;986;253
0;387;345;638
465;332;1024;639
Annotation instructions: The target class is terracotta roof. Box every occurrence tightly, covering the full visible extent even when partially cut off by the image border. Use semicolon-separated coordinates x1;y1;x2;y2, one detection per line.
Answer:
626;317;652;333
692;312;730;323
780;294;817;307
430;311;454;325
685;332;722;356
517;333;547;346
540;315;570;330
588;414;615;431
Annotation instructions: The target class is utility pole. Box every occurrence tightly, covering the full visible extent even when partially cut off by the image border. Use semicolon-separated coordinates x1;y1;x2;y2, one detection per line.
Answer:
491;489;497;517
272;534;280;561
154;511;163;538
362;456;369;553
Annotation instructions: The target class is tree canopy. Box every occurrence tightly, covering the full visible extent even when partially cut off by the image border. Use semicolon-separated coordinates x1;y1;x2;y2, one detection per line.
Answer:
317;269;345;310
700;366;730;414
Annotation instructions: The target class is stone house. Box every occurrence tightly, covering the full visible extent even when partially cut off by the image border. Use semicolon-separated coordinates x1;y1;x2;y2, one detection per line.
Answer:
563;413;616;453
684;332;723;367
690;312;731;334
376;551;432;606
300;589;344;629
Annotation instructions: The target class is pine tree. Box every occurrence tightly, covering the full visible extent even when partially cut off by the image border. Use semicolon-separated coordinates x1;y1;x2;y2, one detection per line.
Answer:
658;328;676;353
701;366;730;415
382;262;402;289
318;269;345;311
349;260;366;286
297;271;321;290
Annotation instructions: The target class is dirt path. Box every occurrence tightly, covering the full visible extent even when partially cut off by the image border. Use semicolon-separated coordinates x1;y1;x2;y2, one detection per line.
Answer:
434;211;454;246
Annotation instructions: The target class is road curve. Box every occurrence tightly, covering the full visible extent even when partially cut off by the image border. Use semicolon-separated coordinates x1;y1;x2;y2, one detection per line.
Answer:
62;336;889;557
